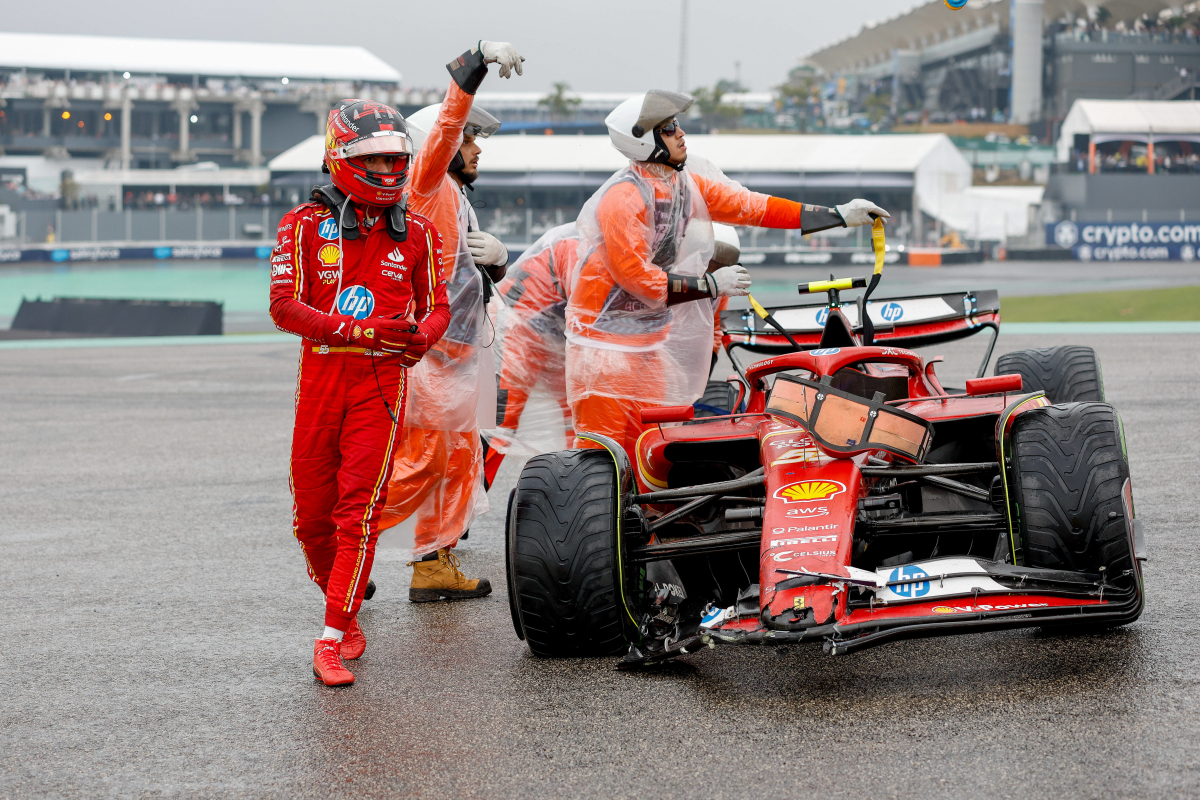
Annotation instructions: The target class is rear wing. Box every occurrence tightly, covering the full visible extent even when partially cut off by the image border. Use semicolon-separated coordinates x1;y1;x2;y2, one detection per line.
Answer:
720;289;1001;378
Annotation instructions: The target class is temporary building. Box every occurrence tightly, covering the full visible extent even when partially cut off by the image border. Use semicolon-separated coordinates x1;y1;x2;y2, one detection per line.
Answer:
1055;99;1200;161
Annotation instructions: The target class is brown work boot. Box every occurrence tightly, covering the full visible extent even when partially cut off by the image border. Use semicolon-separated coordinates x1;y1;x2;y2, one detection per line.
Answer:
408;549;492;602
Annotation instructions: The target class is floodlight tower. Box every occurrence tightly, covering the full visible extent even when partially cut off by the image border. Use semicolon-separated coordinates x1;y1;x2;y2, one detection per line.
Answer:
678;0;689;93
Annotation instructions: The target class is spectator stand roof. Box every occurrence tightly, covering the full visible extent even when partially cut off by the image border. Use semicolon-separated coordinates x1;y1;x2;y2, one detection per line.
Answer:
806;0;1182;76
0;31;400;83
1056;99;1200;159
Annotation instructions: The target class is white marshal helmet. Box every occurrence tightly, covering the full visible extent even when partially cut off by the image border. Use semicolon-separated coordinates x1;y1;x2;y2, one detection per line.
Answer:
605;90;695;162
404;102;502;153
712;223;742;267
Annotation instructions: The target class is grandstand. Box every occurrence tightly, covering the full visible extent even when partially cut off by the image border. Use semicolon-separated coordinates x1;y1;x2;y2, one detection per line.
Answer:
805;0;1200;133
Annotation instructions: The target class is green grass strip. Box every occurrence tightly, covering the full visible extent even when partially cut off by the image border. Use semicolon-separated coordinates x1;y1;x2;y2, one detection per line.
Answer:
1001;286;1200;322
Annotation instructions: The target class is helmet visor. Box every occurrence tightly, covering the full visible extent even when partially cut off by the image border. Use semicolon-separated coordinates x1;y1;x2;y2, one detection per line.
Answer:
766;373;933;463
464;106;502;139
330;130;415;160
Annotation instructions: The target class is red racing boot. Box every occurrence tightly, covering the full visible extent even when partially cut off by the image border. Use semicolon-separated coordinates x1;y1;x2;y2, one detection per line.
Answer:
340;617;366;661
313;638;355;686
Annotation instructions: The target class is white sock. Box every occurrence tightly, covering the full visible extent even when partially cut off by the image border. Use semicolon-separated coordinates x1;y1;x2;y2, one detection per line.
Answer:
321;626;345;642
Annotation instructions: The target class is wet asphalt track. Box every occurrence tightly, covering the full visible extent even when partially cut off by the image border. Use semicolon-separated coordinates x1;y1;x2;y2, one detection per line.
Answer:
1;330;1198;799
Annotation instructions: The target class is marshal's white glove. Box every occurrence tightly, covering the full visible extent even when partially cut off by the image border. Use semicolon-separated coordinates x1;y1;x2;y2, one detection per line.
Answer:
467;231;509;267
835;199;891;227
479;41;525;79
708;264;752;298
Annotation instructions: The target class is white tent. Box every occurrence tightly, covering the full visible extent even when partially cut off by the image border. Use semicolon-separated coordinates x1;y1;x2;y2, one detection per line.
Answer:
0;32;400;83
269;132;1011;233
1056;100;1200;161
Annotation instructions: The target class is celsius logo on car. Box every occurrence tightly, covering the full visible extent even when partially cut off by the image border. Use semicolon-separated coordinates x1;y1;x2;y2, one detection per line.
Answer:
336;285;375;319
879;302;904;322
774;480;846;503
317;218;339;240
889;565;930;598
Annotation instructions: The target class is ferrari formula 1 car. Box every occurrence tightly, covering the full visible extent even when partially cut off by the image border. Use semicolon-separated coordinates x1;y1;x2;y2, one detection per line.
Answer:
504;231;1146;664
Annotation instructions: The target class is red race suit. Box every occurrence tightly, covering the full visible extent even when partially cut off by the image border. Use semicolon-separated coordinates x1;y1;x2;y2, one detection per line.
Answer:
270;200;450;631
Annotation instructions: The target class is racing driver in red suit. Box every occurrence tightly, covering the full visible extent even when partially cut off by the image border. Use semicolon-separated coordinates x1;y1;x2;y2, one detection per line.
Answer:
270;99;451;686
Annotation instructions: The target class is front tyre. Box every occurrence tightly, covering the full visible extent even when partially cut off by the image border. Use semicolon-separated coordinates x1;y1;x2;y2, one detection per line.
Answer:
995;345;1104;403
507;449;628;657
1010;403;1140;626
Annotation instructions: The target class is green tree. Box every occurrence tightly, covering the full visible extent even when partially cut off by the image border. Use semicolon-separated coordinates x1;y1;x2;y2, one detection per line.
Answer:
1094;6;1112;26
538;82;581;121
691;82;743;129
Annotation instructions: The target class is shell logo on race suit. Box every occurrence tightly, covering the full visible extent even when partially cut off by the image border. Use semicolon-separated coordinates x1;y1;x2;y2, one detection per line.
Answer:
774;480;846;503
317;218;339;240
336;285;375;319
318;244;341;266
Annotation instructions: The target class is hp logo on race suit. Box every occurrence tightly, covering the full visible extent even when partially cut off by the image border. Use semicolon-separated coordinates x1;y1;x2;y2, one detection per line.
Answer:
815;307;830;325
880;302;904;322
317;218;339;240
336;285;375;319
889;565;930;598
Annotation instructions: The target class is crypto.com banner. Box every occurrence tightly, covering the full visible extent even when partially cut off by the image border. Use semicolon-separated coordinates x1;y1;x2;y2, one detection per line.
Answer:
1046;220;1200;261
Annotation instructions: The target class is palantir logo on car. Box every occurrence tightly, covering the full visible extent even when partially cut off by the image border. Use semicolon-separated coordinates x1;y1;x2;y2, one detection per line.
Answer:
1054;220;1079;248
336;285;375;319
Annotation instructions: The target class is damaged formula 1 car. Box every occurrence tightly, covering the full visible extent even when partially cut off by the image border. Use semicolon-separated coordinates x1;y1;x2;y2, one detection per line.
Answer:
505;222;1146;665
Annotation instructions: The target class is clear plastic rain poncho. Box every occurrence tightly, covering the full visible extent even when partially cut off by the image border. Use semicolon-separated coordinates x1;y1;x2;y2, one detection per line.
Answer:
482;223;580;457
379;194;492;555
565;154;767;414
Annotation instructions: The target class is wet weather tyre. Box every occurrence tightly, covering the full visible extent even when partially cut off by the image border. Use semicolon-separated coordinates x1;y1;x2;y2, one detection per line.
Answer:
694;380;738;417
995;345;1104;403
1010;403;1134;579
508;449;628;657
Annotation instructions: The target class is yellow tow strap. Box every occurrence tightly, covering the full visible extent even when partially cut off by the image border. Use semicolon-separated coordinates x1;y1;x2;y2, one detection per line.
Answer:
872;216;886;275
748;293;769;320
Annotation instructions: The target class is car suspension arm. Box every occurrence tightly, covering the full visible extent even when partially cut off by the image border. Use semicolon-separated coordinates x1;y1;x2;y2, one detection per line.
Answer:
633;468;765;505
859;462;998;478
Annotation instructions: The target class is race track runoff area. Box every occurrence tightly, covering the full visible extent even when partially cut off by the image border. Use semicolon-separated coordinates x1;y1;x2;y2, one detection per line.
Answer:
1;331;1197;799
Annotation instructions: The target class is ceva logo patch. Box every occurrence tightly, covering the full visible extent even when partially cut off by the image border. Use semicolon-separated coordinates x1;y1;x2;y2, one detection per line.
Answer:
774;480;846;503
336;285;375;319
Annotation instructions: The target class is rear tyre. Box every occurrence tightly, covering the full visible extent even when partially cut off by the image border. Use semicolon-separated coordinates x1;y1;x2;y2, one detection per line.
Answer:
694;380;738;417
995;345;1104;403
1010;402;1134;579
508;449;628;657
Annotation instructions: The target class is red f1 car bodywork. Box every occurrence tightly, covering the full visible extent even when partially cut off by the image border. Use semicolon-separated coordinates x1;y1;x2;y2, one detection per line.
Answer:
506;248;1146;664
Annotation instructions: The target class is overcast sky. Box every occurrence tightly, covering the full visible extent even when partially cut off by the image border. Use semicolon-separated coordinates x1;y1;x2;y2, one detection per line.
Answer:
4;0;926;93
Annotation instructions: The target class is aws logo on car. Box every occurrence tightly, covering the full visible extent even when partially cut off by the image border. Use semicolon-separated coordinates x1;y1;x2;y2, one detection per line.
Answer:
773;480;846;503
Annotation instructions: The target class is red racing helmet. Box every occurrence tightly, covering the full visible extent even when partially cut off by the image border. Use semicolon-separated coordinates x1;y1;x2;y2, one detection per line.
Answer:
324;99;414;207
